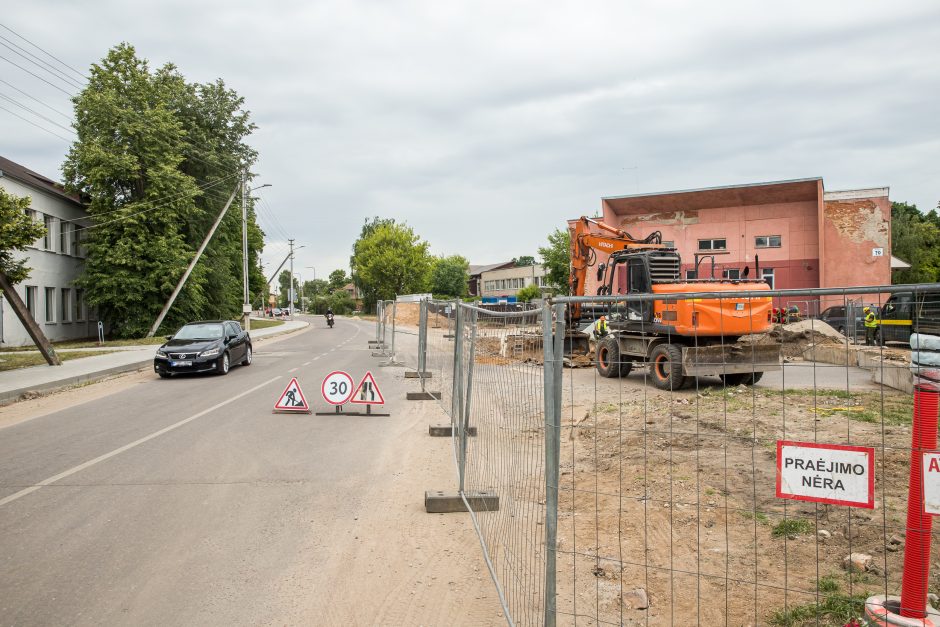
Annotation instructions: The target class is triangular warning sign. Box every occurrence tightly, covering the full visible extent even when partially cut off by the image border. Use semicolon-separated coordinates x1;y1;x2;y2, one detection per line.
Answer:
350;371;385;405
274;377;310;412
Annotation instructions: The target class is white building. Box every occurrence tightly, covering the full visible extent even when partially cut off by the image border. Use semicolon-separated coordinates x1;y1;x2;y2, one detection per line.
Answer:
480;263;551;299
0;156;98;346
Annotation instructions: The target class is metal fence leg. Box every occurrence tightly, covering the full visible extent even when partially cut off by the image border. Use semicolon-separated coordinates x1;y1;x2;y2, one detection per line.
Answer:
543;302;563;627
380;299;404;367
459;308;478;494
411;299;442;402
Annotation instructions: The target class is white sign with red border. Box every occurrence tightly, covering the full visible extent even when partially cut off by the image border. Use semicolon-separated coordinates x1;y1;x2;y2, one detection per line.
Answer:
274;377;310;412
922;452;940;515
321;371;354;405
776;440;875;509
350;371;385;405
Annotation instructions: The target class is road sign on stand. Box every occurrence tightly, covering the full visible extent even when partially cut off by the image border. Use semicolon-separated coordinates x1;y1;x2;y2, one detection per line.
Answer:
321;371;354;406
273;377;311;413
351;371;385;405
776;440;874;509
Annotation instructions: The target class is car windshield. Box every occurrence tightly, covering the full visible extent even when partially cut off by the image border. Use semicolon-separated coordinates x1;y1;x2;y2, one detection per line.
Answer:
173;323;223;340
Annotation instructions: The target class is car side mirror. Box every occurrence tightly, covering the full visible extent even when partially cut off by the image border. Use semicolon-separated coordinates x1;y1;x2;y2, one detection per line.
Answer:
165;335;173;341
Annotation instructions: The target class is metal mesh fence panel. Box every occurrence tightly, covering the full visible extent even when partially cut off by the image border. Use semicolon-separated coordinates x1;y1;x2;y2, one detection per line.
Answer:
456;302;549;626
548;285;939;626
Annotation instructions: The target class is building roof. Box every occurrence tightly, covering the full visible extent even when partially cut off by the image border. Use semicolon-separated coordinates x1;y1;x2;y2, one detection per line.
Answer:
603;177;823;215
0;155;82;206
468;261;515;276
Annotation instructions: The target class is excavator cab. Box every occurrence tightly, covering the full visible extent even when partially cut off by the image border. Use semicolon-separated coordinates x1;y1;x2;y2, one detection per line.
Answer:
595;249;681;325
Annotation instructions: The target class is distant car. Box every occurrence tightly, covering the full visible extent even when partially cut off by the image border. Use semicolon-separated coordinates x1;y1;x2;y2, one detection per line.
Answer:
154;320;252;378
271;307;282;317
818;305;880;337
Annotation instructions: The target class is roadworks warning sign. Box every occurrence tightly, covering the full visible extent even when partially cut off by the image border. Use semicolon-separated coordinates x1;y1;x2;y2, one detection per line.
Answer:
274;377;310;413
776;440;874;509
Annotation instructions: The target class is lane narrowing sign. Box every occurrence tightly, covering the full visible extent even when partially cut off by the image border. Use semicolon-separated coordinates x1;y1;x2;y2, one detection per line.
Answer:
274;377;310;413
321;371;354;406
351;371;385;405
776;440;874;509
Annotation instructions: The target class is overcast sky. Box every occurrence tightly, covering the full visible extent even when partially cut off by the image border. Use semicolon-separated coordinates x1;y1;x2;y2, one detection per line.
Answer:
2;1;939;280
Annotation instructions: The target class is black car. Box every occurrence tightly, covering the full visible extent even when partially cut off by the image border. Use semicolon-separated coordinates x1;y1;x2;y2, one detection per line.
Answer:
154;321;252;378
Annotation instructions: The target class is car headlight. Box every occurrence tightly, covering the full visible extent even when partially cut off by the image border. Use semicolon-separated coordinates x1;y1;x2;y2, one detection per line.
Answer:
200;347;220;358
155;349;168;359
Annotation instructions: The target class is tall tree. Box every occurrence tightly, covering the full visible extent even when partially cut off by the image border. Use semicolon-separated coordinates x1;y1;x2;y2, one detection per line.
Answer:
328;269;349;291
350;216;396;306
513;255;536;267
538;227;571;295
0;189;46;284
278;270;300;307
351;221;432;307
430;255;469;297
63;43;262;337
891;201;940;284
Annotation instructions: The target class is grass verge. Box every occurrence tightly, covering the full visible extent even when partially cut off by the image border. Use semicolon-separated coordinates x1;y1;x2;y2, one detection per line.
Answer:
0;350;119;372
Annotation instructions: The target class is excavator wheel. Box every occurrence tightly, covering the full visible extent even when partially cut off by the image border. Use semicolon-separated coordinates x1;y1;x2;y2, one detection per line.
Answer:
596;336;622;378
719;372;764;386
649;343;688;391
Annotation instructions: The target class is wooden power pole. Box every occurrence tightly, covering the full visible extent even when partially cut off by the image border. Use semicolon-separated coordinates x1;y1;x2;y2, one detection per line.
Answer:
0;271;61;366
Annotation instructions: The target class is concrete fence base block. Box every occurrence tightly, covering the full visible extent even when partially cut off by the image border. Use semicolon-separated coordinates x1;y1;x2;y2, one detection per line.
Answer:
443;334;455;339
407;391;442;400
424;490;499;514
404;371;432;379
428;424;477;437
863;595;939;626
379;359;404;367
370;352;388;357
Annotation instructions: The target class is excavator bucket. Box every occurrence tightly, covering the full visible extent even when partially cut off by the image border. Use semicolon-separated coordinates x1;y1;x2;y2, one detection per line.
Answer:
680;342;781;378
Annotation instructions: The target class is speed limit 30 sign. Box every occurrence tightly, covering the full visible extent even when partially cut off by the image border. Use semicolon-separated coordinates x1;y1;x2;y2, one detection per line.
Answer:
321;371;354;405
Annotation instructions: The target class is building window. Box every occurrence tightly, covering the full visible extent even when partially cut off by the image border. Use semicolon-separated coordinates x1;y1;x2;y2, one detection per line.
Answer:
25;286;38;319
761;268;775;289
43;215;54;250
661;240;675;248
75;289;85;321
60;288;71;322
71;223;82;257
44;287;56;323
686;270;697;280
755;235;782;248
723;268;740;280
59;222;70;255
698;238;726;251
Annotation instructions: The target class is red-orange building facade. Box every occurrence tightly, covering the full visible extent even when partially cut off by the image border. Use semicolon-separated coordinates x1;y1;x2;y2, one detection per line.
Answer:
573;178;892;311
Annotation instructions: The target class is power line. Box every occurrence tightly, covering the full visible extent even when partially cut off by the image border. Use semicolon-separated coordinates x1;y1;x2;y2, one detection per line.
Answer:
0;77;71;121
0;103;70;142
0;36;85;90
0;21;87;80
0;51;73;96
0;92;74;134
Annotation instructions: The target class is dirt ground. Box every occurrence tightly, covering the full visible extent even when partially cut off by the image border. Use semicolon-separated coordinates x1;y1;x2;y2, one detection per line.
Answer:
556;368;922;626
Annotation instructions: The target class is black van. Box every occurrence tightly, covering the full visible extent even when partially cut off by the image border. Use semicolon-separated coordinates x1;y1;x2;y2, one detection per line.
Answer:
877;290;940;345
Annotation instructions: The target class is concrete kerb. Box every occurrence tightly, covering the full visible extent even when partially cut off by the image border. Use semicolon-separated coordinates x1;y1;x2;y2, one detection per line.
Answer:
0;319;310;406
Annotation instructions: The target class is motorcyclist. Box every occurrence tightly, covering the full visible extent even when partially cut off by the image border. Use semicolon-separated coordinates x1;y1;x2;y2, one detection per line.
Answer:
326;307;335;328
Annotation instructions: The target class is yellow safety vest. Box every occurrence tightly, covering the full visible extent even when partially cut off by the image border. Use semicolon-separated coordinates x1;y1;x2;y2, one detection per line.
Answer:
864;312;878;328
596;319;608;335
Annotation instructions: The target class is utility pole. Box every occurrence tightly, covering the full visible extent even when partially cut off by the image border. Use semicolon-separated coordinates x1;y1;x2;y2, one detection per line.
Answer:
288;238;295;317
241;168;250;330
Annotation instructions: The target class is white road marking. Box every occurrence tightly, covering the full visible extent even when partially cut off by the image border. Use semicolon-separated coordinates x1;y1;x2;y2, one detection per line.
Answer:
303;361;311;366
0;376;281;508
288;367;298;373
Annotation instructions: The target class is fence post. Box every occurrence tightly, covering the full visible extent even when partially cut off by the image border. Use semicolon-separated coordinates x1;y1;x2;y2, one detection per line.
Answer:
418;299;428;390
543;302;563;627
453;302;466;487
459;307;478;495
375;300;381;342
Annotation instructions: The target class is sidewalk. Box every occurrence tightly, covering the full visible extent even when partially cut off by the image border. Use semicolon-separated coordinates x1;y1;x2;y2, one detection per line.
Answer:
0;318;309;406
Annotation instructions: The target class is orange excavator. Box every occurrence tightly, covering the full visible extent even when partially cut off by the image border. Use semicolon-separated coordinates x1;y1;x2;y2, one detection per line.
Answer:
569;216;780;390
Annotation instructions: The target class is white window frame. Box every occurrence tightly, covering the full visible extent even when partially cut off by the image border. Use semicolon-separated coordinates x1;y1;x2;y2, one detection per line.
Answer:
43;215;54;250
74;288;85;322
661;240;675;248
761;268;775;289
60;288;71;323
723;268;740;280
25;286;38;318
59;222;70;255
697;238;727;251
755;235;782;249
685;270;697;280
44;287;56;323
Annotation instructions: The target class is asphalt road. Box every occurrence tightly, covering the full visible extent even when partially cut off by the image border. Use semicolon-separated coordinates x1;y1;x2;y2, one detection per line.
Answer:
0;317;501;625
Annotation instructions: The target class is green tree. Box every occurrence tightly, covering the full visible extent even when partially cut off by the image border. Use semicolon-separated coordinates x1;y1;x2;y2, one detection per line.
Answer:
0;189;46;284
350;216;397;306
891;201;940;284
538;227;571;295
329;288;355;315
517;283;542;302
328;269;349;291
430;255;469;297
278;270;300;307
303;278;328;298
351;221;432;307
63;43;261;337
513;255;536;267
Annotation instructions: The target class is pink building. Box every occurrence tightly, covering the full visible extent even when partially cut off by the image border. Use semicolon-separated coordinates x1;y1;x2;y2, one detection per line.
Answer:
575;178;892;311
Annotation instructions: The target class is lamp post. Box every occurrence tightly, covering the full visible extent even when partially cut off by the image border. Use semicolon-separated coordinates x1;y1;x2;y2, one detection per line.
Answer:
242;175;271;331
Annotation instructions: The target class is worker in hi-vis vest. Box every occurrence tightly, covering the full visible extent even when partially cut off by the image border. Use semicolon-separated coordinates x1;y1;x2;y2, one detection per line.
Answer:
864;306;878;346
594;315;609;339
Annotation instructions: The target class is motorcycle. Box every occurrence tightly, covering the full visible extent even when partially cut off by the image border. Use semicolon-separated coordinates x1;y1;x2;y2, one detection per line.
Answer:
326;312;334;328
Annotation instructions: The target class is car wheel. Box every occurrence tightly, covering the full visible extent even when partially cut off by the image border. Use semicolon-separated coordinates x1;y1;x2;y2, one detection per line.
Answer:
158;371;171;379
242;344;252;366
649;343;687;391
217;352;230;375
837;325;845;335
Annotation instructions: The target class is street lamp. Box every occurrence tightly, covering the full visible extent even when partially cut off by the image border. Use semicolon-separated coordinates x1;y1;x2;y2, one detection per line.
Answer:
242;178;272;330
